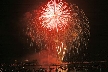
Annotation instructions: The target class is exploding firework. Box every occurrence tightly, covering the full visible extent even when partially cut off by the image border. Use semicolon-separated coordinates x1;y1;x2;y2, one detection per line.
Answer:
38;0;71;31
22;0;90;64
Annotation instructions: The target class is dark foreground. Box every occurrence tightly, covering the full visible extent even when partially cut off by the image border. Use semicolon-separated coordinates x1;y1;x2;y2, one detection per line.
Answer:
0;62;108;72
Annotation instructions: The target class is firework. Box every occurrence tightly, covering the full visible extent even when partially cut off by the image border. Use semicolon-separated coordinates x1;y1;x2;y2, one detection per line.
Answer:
22;0;90;64
38;0;71;31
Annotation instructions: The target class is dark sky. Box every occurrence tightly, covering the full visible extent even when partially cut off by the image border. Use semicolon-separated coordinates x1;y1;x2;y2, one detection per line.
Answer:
0;0;108;62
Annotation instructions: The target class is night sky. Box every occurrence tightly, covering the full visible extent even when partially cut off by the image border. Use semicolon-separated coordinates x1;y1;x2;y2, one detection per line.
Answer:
0;0;108;63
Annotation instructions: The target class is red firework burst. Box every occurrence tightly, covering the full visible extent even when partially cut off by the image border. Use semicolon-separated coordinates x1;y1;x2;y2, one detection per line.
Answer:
38;0;71;31
22;0;90;64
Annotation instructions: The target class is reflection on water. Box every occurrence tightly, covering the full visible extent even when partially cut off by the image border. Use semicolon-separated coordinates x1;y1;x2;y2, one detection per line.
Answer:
24;66;108;72
0;62;108;72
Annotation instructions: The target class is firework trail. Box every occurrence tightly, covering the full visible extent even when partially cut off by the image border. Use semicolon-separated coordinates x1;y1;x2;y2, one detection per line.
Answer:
22;0;90;64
